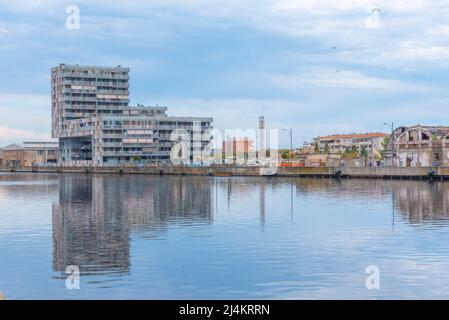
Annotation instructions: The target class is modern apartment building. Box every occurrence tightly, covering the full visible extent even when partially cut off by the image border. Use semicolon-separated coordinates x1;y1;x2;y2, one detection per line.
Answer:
51;64;213;165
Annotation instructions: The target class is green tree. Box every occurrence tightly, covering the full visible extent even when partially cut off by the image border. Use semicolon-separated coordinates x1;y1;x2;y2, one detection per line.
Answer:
323;144;330;154
381;136;389;152
360;146;368;158
314;142;320;154
281;150;290;160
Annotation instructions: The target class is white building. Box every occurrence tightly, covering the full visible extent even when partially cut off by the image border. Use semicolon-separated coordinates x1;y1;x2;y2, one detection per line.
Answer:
314;133;388;156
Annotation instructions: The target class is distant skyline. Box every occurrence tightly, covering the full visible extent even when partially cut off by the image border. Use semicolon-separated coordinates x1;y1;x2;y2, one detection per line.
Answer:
1;0;449;147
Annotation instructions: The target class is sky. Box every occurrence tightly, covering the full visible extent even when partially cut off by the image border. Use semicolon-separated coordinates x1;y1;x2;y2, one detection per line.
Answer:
1;0;449;147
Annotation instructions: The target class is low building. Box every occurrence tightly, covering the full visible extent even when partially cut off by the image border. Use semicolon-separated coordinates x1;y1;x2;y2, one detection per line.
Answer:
390;125;449;167
314;132;388;156
1;142;58;167
222;137;254;163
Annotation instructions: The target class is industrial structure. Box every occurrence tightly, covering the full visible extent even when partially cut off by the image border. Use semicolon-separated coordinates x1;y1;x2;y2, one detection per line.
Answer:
51;64;213;166
388;125;449;167
258;116;265;157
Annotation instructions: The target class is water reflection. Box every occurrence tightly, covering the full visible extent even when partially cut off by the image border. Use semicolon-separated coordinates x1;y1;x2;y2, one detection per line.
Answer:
394;181;449;224
51;176;449;278
286;178;449;225
42;173;449;298
52;174;213;276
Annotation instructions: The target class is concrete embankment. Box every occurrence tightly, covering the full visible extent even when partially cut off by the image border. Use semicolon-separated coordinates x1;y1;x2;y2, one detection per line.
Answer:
1;165;448;180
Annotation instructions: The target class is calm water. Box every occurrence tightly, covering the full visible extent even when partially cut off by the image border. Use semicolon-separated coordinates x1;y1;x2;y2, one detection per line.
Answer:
1;173;449;299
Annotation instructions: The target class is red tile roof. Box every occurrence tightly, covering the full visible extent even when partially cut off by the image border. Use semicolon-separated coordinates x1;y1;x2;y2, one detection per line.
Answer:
318;133;389;141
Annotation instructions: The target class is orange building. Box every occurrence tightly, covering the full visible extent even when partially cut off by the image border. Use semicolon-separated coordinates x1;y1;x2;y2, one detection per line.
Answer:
222;138;254;163
1;142;59;167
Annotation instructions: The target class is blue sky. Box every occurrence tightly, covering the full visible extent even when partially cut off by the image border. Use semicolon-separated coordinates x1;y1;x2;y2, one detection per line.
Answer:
1;0;449;147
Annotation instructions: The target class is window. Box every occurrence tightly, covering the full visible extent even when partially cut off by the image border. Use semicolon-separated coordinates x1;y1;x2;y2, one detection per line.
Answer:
37;150;44;156
48;150;56;156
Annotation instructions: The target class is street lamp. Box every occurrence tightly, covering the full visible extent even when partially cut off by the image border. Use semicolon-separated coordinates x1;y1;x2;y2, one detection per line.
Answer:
383;122;395;166
282;128;293;166
383;122;394;135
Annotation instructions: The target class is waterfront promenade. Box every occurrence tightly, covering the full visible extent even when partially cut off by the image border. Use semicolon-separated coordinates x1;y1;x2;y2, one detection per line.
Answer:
1;165;449;180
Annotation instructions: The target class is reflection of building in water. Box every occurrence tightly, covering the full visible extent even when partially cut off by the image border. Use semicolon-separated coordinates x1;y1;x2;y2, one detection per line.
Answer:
291;178;390;201
394;181;449;224
52;174;130;275
259;179;265;225
287;177;449;225
52;174;213;276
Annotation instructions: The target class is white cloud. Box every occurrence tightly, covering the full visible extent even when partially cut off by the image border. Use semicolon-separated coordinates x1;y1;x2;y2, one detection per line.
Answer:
0;93;50;135
272;69;412;90
0;126;52;146
426;25;449;36
229;68;434;92
399;43;449;61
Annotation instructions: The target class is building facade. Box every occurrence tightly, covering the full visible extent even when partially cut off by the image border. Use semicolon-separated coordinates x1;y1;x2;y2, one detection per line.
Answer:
51;64;213;166
1;142;58;167
222;137;254;163
314;133;388;156
390;125;449;167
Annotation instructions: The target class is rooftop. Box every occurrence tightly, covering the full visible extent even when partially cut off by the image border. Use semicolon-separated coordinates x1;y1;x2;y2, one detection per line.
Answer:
398;125;449;138
318;133;389;141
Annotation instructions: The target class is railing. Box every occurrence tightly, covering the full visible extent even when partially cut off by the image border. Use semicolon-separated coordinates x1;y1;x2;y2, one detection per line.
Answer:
101;142;123;147
102;133;123;139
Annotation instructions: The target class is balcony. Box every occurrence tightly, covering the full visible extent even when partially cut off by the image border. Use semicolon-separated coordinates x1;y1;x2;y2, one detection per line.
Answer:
101;142;123;147
101;133;123;139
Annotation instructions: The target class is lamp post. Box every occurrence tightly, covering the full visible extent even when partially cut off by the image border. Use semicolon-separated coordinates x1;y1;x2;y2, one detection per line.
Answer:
383;122;394;135
383;122;395;166
16;144;20;168
282;128;293;166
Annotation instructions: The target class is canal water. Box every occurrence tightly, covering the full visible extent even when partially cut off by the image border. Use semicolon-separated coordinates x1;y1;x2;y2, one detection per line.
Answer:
1;172;449;299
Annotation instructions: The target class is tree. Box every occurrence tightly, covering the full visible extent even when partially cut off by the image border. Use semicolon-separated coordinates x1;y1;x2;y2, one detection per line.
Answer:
381;136;389;152
314;142;320;154
360;146;368;158
351;145;357;153
323;144;330;154
281;150;290;160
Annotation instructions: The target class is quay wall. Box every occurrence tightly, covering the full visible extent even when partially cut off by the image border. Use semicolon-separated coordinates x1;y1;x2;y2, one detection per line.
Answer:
0;165;447;180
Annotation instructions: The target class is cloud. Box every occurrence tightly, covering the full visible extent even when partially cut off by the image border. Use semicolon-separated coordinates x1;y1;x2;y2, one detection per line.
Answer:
272;69;416;91
381;42;449;62
0;126;52;146
1;0;449;148
0;93;50;134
